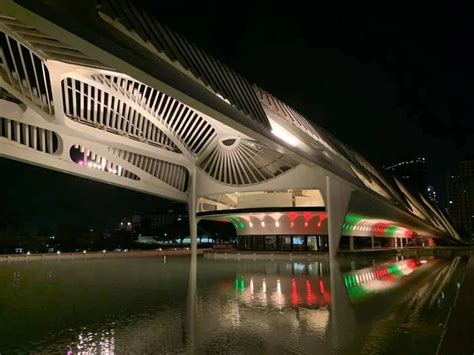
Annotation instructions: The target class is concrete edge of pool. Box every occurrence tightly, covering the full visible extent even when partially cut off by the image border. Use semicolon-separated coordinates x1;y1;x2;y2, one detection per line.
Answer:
2;246;471;263
0;249;209;262
204;247;474;260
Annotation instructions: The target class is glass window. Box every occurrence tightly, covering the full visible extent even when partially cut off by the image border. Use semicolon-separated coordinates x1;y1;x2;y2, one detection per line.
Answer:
318;235;329;251
255;236;264;251
307;236;318;251
238;236;246;250
292;236;306;251
264;236;277;251
278;236;292;251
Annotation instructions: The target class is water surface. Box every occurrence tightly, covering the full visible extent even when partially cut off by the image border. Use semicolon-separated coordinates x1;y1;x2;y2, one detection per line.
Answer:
0;255;466;354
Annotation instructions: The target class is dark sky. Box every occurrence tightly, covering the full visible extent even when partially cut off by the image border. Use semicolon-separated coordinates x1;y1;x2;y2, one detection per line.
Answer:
1;1;473;233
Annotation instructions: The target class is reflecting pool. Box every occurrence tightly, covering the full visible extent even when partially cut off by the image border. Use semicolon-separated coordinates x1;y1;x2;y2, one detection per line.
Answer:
0;255;467;354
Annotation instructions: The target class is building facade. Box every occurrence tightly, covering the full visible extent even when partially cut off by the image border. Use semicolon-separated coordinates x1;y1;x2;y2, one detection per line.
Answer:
147;203;187;230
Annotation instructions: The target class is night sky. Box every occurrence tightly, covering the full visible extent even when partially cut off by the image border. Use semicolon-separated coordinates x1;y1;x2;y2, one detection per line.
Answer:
1;2;473;233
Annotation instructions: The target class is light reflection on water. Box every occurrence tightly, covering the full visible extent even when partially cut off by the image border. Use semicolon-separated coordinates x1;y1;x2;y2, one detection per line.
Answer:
0;255;467;354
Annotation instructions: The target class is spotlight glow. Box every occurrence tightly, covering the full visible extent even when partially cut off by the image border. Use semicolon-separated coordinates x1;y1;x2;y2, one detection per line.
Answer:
270;120;299;146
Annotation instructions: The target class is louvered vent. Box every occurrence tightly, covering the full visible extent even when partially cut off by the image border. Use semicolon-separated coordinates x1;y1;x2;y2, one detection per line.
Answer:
0;31;54;114
70;144;140;180
108;147;188;192
0;116;59;153
61;78;180;153
200;138;298;185
93;74;216;156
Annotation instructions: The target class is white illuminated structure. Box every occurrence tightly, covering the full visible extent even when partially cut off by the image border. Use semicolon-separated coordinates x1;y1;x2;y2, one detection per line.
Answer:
0;0;461;259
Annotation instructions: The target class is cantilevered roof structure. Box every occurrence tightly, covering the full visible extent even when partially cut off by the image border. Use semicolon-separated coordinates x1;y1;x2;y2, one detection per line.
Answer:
0;0;461;257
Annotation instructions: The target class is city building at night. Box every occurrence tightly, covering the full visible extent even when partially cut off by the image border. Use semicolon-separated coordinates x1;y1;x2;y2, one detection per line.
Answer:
0;0;462;258
146;203;187;230
447;160;474;240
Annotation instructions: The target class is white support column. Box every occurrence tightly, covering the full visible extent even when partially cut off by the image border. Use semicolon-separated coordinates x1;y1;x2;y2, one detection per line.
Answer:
186;165;198;352
371;236;375;249
188;166;198;263
349;236;354;251
325;175;352;260
395;237;398;249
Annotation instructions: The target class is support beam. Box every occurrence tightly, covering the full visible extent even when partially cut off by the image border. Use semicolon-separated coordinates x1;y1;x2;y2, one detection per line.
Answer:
349;236;354;251
371;236;375;249
188;166;198;262
325;175;352;260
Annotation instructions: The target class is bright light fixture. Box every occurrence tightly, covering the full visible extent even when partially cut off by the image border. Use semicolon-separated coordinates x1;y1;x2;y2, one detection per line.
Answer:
270;120;299;146
261;221;265;227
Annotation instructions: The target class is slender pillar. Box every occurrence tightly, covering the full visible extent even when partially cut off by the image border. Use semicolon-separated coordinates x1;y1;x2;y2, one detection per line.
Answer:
188;166;197;264
371;236;375;249
186;166;197;353
395;237;398;249
349;236;354;251
326;175;352;260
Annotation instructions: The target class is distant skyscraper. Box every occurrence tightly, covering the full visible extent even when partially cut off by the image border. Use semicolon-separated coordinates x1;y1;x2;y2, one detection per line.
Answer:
446;160;474;239
384;157;428;193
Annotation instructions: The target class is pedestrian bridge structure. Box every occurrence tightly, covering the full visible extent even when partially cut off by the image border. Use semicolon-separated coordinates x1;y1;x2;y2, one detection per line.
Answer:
0;0;461;258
